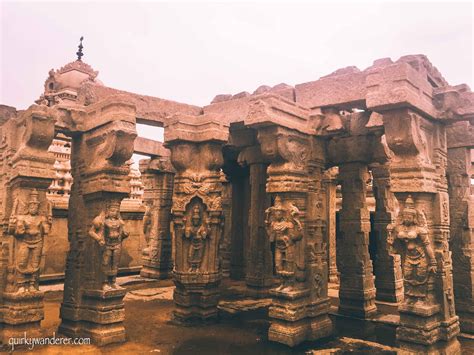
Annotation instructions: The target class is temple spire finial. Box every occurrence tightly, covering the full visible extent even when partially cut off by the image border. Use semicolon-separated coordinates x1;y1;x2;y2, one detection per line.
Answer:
76;36;84;61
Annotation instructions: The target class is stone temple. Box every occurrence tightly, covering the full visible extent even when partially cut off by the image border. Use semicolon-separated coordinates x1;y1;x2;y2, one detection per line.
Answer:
0;46;473;354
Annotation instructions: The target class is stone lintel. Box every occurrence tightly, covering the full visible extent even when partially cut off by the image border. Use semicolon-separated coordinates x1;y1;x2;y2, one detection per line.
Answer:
134;136;169;157
54;96;136;134
446;121;474;149
245;94;313;135
78;82;202;127
164;113;229;144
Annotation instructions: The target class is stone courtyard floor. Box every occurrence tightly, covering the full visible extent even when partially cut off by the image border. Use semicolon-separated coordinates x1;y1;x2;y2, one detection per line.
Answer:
2;276;474;354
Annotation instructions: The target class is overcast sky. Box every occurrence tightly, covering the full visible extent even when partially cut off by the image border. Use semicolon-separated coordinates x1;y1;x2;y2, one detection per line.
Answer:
1;1;473;115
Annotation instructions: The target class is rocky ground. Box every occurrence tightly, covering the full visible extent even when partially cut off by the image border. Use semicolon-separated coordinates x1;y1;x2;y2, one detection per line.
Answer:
1;277;473;354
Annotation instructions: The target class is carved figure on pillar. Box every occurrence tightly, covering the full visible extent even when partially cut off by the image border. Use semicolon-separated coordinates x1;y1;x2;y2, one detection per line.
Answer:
265;195;302;291
184;204;210;272
8;189;52;293
389;195;437;307
88;200;129;290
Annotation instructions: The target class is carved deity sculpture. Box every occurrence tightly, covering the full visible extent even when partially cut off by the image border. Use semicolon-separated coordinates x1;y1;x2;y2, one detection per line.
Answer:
8;189;52;293
388;195;437;306
265;196;303;291
88;201;129;290
184;204;210;272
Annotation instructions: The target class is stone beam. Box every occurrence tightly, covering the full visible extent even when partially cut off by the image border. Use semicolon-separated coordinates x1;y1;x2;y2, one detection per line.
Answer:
134;136;169;157
165;113;229;143
295;66;367;110
447;121;474;149
244;94;314;135
295;55;474;124
77;83;202;126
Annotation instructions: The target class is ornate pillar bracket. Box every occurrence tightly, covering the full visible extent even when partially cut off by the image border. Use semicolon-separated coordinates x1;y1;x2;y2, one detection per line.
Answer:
381;107;461;353
164;114;228;324
139;154;175;279
0;106;56;340
250;116;332;346
58;98;137;346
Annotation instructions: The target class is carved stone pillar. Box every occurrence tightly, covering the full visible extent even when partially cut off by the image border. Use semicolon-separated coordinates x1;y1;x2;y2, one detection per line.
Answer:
58;100;137;345
383;108;460;353
447;145;474;333
238;146;273;296
371;163;404;303
139;156;174;279
257;126;332;347
0;106;55;340
165;116;228;323
337;162;377;318
323;167;339;284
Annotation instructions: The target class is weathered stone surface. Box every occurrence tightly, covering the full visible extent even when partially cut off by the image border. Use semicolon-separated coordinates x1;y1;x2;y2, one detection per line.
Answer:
57;98;137;345
139;157;174;279
3;52;473;352
165;116;227;324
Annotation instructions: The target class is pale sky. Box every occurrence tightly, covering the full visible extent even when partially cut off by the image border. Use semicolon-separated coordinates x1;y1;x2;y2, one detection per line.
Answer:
1;0;473;115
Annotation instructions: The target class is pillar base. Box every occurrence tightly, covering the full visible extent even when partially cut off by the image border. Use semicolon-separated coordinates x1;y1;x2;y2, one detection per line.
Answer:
375;281;404;304
173;272;221;324
268;288;333;347
0;290;44;344
459;313;474;334
58;287;126;346
398;338;461;355
338;287;377;318
245;277;274;299
140;265;171;280
397;301;460;352
0;321;42;345
2;290;44;325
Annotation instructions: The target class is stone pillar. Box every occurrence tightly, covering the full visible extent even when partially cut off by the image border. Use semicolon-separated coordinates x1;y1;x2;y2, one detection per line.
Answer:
383;108;460;354
447;145;474;333
58;100;137;345
238;146;273;296
0;106;55;340
165;117;228;324
229;164;250;280
337;162;377;318
257;126;332;347
323;167;339;284
139;156;174;279
371;163;404;303
219;174;232;278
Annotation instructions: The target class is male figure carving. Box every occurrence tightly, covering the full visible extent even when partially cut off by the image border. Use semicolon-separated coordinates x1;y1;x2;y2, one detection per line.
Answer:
8;189;52;293
88;201;129;290
265;196;302;291
184;204;209;272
